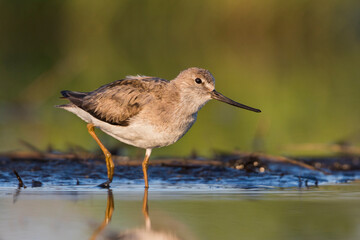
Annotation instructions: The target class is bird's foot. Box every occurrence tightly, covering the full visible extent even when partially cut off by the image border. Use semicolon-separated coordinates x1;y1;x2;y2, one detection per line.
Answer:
98;180;111;189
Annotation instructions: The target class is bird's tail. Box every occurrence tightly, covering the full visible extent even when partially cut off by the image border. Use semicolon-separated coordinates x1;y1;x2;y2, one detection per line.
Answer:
54;103;72;109
55;90;88;108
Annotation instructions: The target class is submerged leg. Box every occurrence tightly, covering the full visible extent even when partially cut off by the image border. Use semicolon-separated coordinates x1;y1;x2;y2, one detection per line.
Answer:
87;123;115;187
142;149;152;188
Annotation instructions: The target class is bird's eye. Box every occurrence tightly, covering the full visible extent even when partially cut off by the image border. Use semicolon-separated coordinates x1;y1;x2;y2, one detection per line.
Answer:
195;78;202;84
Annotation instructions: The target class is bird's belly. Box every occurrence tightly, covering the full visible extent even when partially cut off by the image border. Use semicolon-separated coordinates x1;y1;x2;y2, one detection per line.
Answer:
98;120;189;149
63;105;196;149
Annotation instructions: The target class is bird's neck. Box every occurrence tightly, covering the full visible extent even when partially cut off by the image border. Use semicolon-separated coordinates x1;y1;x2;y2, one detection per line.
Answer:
177;89;210;116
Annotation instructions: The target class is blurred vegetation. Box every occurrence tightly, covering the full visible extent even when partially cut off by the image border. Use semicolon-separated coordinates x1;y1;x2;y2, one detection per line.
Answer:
0;0;359;156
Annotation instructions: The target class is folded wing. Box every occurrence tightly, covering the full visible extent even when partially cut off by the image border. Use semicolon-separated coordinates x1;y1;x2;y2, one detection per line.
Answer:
61;77;168;126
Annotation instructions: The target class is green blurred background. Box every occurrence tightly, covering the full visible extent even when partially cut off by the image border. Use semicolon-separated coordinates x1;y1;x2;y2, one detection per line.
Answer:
1;0;359;156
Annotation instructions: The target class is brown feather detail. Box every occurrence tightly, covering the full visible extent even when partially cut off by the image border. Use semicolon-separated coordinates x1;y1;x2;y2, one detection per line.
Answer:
74;77;169;126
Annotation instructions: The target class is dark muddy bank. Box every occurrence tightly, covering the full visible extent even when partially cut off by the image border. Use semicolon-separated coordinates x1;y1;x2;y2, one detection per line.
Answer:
1;151;359;189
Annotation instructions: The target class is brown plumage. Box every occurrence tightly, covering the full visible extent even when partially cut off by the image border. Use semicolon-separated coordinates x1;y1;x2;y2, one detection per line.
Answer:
60;77;170;126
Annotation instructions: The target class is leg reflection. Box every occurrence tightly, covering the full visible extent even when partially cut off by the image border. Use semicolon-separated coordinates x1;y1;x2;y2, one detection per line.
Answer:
142;188;151;231
90;190;114;240
106;188;182;240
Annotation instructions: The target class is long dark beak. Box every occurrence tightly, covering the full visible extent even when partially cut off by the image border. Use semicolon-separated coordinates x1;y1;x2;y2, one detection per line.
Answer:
210;90;261;113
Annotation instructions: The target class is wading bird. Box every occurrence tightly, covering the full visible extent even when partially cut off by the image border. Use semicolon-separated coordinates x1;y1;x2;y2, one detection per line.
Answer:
57;67;261;188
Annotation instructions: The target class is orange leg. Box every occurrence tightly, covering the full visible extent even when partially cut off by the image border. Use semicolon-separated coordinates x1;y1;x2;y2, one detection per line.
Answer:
87;123;115;185
142;149;152;188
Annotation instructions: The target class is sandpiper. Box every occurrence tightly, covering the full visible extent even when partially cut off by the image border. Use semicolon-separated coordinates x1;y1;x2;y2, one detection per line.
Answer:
57;67;261;188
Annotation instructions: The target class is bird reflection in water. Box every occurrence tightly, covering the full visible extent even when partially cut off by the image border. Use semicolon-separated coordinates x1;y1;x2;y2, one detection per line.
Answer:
91;189;180;240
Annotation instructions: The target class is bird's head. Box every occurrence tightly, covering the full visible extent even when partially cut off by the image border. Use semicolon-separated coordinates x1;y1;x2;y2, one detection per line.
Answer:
173;67;261;113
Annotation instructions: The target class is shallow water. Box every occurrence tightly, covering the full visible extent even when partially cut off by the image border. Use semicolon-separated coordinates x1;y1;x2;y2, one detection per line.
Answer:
1;182;360;240
1;155;360;239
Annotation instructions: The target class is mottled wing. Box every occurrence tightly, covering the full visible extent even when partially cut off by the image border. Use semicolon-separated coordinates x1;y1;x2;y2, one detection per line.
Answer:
63;77;168;126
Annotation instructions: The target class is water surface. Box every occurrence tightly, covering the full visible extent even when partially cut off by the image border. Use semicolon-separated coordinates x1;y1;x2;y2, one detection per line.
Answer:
1;182;359;240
